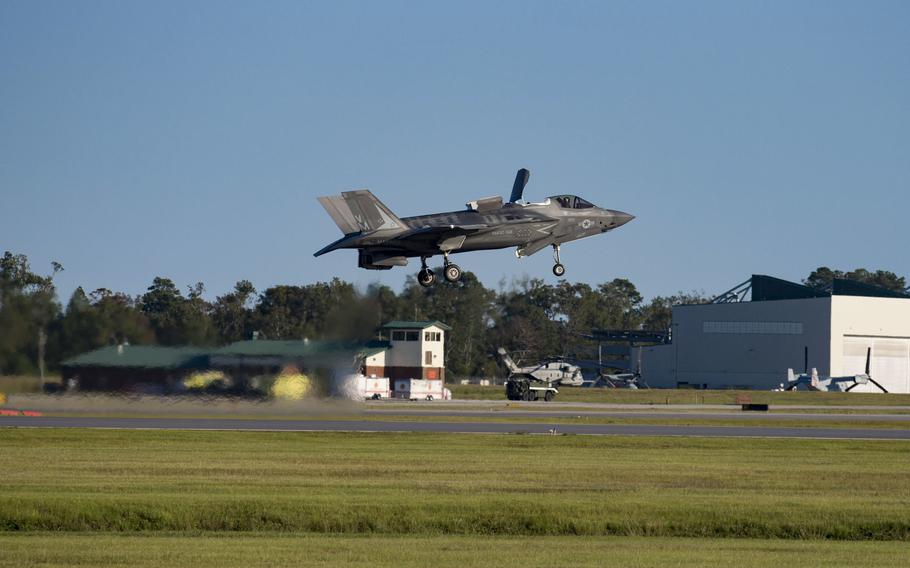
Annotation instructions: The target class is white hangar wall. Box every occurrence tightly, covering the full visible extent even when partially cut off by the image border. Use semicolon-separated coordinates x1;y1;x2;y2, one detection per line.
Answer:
830;296;910;393
639;295;910;393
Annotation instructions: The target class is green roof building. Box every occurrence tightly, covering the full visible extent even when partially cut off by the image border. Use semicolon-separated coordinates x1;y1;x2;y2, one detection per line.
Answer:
61;345;209;392
59;320;450;393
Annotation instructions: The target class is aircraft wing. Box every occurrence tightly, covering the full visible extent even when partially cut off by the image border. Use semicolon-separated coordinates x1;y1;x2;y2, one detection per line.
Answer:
386;224;491;252
516;238;552;257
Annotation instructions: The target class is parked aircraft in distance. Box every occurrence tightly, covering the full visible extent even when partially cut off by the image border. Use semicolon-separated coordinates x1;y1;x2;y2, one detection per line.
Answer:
497;347;585;387
315;168;634;287
785;347;889;392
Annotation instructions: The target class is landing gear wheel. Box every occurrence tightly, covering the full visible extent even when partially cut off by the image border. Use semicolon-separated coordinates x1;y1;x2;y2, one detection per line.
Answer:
444;264;462;283
417;269;436;287
551;244;565;277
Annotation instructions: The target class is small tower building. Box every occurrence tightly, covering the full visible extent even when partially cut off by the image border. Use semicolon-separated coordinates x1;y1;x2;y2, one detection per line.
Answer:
363;320;449;381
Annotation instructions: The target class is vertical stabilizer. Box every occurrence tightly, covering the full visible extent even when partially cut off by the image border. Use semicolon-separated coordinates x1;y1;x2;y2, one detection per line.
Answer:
317;190;406;235
497;348;520;373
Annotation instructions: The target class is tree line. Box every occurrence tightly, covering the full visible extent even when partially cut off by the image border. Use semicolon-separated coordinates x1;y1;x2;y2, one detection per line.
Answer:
1;251;906;378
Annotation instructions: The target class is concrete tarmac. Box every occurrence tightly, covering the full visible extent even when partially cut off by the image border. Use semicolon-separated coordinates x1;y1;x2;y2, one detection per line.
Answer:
3;415;910;440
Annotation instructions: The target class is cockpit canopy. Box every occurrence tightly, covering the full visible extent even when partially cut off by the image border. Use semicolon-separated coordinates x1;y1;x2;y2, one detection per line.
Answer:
550;195;595;209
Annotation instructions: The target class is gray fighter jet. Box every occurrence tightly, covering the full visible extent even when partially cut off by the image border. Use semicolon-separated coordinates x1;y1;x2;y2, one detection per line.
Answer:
315;168;634;287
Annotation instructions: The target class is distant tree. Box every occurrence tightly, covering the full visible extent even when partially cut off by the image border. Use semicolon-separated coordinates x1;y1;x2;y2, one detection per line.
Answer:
90;289;154;346
211;280;256;344
489;278;562;368
182;282;215;345
53;288;98;361
0;254;39;374
140;277;185;345
255;278;359;340
398;269;495;376
139;277;214;345
639;291;709;332
594;278;644;329
804;267;842;291
364;283;406;330
321;279;368;340
804;267;907;294
0;252;62;377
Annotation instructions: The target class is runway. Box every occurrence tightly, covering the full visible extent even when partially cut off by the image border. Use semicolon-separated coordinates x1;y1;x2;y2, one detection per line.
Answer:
3;415;910;440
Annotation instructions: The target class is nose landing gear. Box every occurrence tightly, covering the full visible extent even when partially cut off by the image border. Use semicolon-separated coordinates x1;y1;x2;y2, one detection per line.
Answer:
552;244;565;277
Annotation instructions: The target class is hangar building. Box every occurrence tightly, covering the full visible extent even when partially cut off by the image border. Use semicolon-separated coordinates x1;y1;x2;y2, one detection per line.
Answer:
637;275;910;393
61;320;450;396
61;345;208;392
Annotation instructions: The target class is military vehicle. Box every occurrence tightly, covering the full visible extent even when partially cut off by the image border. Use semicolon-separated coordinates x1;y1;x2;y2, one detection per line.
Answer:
315;168;634;286
498;347;587;402
505;378;558;402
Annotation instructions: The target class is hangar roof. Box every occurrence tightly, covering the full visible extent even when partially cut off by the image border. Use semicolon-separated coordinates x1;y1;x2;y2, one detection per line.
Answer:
381;320;452;331
63;340;391;370
214;339;389;359
712;274;909;304
62;345;209;369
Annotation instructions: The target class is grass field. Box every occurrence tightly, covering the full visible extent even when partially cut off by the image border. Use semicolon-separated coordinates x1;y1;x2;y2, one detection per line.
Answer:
450;383;910;405
326;413;910;430
7;375;910;407
0;375;60;394
1;429;908;539
1;534;908;567
2;429;908;566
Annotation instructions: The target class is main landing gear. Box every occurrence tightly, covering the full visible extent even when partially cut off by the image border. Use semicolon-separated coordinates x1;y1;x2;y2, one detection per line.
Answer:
442;252;461;283
416;254;463;288
552;244;566;277
417;257;436;287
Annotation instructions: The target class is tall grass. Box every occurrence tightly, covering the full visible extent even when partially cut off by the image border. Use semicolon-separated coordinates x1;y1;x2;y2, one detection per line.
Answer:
1;430;908;539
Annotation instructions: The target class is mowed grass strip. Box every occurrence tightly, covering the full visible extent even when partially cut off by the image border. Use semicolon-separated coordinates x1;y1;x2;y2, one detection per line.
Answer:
353;413;910;430
1;534;908;568
1;429;908;539
450;384;910;406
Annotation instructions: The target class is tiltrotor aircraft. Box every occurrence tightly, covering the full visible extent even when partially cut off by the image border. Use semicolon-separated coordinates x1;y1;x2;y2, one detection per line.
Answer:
784;347;889;393
315;168;634;287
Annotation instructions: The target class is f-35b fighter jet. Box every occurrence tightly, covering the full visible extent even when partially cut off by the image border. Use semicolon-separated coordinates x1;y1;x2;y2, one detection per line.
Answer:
315;168;634;287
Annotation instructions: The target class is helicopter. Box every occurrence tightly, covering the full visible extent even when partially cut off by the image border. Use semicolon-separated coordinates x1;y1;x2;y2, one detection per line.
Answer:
497;348;585;386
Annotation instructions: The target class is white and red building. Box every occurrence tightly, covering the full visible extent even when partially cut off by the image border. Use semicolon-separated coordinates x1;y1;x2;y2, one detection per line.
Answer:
362;320;451;399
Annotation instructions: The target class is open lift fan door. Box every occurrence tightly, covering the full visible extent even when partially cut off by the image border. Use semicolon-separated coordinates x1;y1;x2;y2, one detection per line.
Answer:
842;337;910;393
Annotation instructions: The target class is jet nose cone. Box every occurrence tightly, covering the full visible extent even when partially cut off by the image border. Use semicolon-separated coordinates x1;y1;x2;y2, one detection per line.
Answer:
614;210;635;225
604;209;634;229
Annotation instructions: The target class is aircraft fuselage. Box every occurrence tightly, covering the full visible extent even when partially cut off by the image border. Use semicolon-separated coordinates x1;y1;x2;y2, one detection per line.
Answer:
315;169;634;285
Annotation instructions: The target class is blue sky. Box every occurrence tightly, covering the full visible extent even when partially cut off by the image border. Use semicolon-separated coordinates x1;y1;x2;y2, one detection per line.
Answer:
2;1;908;303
